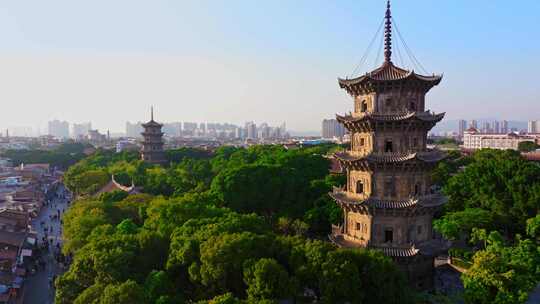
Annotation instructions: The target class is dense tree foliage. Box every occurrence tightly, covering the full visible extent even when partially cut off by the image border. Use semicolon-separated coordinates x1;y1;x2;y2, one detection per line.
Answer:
434;149;540;303
518;141;539;152
443;149;540;235
56;144;421;303
63;145;343;234
1;142;91;169
58;192;413;303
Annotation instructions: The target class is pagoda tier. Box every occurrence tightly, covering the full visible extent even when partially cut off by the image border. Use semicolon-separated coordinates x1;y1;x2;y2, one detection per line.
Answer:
334;150;446;170
338;62;442;96
336;111;445;132
141;132;165;138
141;120;163;128
329;233;449;258
330;187;447;213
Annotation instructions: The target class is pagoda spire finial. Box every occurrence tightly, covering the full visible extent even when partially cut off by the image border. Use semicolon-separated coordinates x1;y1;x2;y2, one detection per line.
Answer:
151;106;154;121
384;0;392;64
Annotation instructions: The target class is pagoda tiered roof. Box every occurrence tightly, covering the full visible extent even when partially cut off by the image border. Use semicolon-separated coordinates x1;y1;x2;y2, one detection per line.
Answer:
336;111;445;132
338;62;442;95
142;120;163;128
334;150;446;166
330;188;447;211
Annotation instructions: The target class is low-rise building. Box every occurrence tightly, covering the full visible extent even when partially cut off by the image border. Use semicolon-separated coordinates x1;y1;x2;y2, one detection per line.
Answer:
462;128;537;150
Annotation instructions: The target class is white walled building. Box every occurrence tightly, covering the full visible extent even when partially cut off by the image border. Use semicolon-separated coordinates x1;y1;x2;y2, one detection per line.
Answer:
463;128;537;150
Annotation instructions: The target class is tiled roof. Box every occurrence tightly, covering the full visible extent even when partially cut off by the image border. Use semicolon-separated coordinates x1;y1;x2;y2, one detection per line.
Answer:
336;111;445;124
338;62;442;87
334;150;446;164
142;120;163;128
330;189;447;210
372;245;419;257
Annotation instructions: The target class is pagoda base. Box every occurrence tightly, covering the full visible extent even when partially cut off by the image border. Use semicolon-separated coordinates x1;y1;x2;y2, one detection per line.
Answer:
330;231;448;290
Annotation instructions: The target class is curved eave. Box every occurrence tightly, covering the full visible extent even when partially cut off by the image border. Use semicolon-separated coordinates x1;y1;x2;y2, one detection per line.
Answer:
338;72;442;86
336;112;445;124
333;151;446;165
330;191;447;210
142;120;163;128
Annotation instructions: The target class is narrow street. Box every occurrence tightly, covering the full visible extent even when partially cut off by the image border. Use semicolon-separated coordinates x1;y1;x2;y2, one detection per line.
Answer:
23;185;70;304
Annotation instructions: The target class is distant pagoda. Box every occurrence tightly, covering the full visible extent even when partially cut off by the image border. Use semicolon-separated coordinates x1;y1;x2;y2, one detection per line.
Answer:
329;1;447;289
140;107;167;165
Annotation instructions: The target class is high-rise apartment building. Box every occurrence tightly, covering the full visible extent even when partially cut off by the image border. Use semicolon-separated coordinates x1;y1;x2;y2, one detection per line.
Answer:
126;122;144;138
469;120;478;129
48;120;69;139
481;122;491;133
321;119;345;139
72;122;91;139
528;120;538;134
492;120;500;134
162;122;182;137
245;122;257;139
458;120;467;138
501;120;509;134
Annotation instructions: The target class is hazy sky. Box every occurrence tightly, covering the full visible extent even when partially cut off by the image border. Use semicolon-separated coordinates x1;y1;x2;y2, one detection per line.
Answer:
0;0;539;134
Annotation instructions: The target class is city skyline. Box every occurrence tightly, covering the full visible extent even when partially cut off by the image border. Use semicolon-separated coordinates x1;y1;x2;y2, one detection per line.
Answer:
0;1;539;133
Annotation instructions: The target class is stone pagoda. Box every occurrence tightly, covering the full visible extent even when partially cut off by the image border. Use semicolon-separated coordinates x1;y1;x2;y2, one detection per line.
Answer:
329;1;447;289
140;107;167;165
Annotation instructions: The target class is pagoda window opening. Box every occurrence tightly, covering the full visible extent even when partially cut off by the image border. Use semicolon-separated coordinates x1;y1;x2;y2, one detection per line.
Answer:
385;139;393;152
414;183;421;196
413;138;418;148
361;101;368;112
384;228;393;243
356;181;364;194
359;138;365;146
385;98;393;111
384;178;396;197
417;225;423;235
356;222;361;230
410;101;416;111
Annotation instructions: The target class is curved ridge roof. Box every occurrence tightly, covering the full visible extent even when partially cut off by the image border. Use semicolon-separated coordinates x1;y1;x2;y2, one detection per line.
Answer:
334;150;446;164
330;189;447;210
336;111;445;123
338;62;442;89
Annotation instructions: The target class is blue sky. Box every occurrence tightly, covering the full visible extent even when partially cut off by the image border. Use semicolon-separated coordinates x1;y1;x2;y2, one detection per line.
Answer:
0;0;538;133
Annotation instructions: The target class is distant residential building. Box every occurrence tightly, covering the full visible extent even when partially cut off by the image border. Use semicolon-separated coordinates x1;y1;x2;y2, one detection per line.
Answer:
528;120;538;134
126;122;143;138
501;120;509;134
322;119;345;139
481;121;491;134
235;127;245;139
48;120;69;138
87;129;106;142
245;122;257;139
492;120;500;134
162;122;182;137
458;120;467;138
183;122;197;132
72;122;91;139
463;128;536;150
116;139;139;153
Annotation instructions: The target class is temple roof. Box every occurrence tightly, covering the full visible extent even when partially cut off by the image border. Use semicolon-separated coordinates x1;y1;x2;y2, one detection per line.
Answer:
334;150;447;164
330;189;447;210
142;120;162;128
339;62;442;87
336;111;445;124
